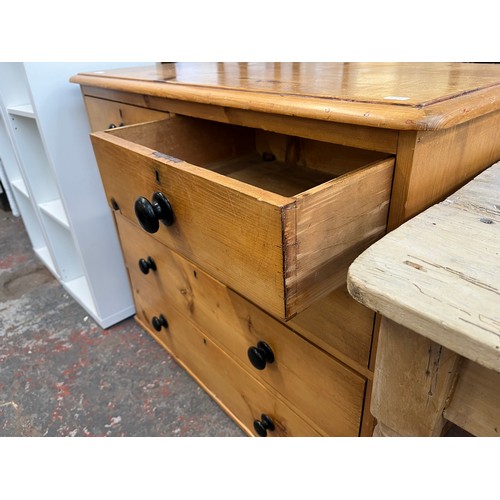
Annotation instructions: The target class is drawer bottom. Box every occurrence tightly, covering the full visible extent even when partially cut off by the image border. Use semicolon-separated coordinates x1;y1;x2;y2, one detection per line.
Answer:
136;306;321;437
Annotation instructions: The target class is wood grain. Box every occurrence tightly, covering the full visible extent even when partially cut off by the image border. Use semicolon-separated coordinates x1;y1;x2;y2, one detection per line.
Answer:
92;116;393;319
73;62;500;440
444;359;500;437
91;121;289;318
71;62;500;130
370;318;460;436
83;95;168;132
117;214;365;436
291;158;394;314
388;110;500;229
287;285;375;375
349;161;500;373
80;86;400;153
135;306;320;437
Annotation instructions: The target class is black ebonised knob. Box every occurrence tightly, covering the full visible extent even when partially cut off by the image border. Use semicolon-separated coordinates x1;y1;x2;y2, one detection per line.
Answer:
108;123;117;129
247;341;274;370
253;414;275;437
152;314;168;331
134;192;174;233
138;256;157;274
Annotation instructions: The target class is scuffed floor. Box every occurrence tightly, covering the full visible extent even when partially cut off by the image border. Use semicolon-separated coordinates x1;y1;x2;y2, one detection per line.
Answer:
0;208;245;437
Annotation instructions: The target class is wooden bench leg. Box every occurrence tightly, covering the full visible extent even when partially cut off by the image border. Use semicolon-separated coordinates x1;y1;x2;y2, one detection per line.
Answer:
370;317;461;436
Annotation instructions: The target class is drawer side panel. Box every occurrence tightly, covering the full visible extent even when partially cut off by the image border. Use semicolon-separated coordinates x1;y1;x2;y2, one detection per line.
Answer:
289;157;394;314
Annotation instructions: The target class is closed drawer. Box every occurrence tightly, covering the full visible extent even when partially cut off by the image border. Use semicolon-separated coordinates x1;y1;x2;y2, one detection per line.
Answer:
83;96;168;132
91;116;394;320
133;291;321;437
117;213;366;436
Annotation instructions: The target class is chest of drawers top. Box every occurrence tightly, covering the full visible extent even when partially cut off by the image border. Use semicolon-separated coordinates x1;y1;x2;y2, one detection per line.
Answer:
71;62;500;131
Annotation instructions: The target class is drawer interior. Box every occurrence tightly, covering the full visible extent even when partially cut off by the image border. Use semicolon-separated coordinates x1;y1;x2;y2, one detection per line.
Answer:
110;116;391;197
97;115;395;319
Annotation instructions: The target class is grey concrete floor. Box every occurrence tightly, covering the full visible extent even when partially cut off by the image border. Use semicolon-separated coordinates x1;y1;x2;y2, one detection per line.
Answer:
0;204;245;437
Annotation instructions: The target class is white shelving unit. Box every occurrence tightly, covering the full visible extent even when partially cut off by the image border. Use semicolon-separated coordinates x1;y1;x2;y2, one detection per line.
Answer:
0;63;149;328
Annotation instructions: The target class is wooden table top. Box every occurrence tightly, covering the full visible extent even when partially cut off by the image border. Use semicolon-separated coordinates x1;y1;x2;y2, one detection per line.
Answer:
70;62;500;131
347;161;500;373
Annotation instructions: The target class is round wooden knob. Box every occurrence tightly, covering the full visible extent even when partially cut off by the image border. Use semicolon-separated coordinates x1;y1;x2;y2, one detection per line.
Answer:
152;314;168;331
134;192;174;233
247;341;274;370
253;414;275;437
138;256;157;274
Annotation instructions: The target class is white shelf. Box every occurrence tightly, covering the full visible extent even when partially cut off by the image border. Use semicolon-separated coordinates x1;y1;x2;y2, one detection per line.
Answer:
10;178;29;198
34;246;58;277
62;275;97;317
10;115;59;204
39;199;69;228
62;276;135;329
0;63;140;329
8;104;35;118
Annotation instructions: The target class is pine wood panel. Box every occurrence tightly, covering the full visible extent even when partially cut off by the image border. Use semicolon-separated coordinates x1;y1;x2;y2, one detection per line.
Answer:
71;63;500;130
117;214;365;436
287;286;375;375
371;318;461;437
291;158;394;313
91;117;393;319
91;121;288;318
349;162;500;373
83;96;169;132
79;85;400;153
388;110;500;229
135;305;320;437
444;359;500;437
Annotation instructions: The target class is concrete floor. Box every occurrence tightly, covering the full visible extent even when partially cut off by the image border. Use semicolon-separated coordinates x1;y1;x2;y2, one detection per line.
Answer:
0;204;245;437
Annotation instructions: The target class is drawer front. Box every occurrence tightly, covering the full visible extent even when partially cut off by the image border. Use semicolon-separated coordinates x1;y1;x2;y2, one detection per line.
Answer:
83;96;169;132
133;294;321;437
91;116;394;320
117;214;366;436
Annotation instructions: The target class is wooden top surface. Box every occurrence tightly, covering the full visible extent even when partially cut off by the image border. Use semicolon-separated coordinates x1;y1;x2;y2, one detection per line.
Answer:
70;62;500;131
347;161;500;372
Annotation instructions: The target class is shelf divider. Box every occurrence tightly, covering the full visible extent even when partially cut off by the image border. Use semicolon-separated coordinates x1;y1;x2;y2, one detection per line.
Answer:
39;199;69;228
10;178;30;198
33;246;58;277
62;275;97;317
7;104;35;118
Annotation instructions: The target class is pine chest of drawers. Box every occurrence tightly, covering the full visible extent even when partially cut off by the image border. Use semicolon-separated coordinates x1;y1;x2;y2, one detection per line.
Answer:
71;63;500;436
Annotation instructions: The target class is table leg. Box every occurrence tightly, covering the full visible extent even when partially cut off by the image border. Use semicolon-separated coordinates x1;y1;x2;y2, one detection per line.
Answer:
371;317;461;436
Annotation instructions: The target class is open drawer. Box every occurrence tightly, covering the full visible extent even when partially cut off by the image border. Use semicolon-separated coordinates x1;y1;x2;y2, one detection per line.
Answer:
90;115;394;320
